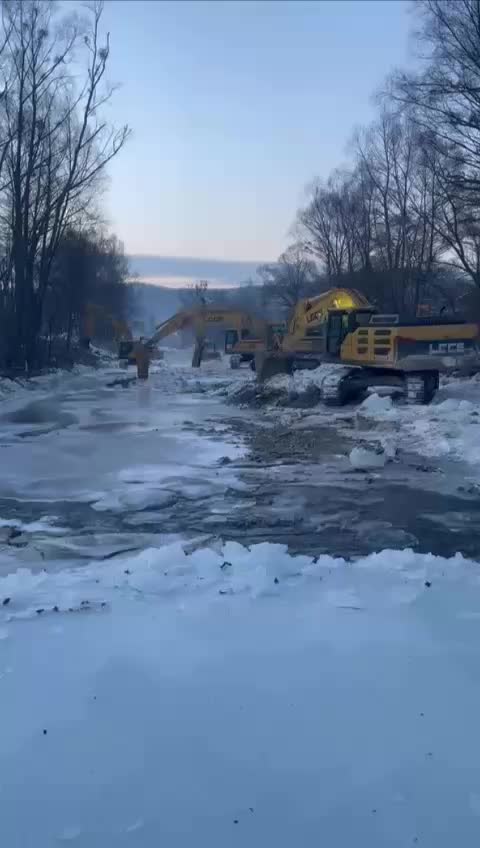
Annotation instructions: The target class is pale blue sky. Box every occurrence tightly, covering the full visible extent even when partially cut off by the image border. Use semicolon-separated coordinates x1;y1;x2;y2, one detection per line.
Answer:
100;0;412;262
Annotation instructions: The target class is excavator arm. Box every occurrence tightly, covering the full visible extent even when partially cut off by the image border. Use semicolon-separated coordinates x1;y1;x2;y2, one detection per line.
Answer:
146;310;201;348
146;307;268;357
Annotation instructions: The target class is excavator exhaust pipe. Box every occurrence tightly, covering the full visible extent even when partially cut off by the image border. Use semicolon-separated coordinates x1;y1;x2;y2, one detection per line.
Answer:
255;353;293;382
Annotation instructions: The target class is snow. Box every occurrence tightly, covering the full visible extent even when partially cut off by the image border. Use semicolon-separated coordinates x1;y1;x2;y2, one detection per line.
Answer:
350;377;480;472
266;362;340;394
248;362;480;477
260;370;480;475
2;541;480;845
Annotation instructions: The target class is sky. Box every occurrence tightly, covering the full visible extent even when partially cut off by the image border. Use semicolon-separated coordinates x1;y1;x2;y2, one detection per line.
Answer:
99;0;413;263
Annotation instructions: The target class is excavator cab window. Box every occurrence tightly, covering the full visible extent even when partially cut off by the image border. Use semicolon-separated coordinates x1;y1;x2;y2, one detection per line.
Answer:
345;310;375;334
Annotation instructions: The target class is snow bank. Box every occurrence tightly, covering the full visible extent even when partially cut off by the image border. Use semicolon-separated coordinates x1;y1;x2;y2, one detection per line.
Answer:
356;378;480;468
267;363;340;395
0;539;475;621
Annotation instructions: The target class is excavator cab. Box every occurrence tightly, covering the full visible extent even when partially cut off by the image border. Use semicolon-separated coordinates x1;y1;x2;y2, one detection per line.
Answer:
325;309;376;356
224;328;252;354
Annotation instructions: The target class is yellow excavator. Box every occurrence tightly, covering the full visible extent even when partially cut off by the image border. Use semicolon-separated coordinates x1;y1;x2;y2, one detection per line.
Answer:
121;306;272;368
252;288;480;405
80;303;132;351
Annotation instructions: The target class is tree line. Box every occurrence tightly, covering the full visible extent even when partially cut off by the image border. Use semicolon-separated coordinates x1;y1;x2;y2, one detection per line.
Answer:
262;0;480;319
0;0;130;372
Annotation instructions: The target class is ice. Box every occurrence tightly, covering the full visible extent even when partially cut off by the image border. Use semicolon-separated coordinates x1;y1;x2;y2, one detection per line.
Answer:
2;541;480;846
336;375;480;473
359;392;394;415
349;445;386;470
0;516;68;535
91;487;177;513
0;365;247;507
0;539;471;620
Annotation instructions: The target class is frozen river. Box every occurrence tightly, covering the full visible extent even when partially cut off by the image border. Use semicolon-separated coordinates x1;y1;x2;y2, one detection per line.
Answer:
1;358;480;572
2;356;480;847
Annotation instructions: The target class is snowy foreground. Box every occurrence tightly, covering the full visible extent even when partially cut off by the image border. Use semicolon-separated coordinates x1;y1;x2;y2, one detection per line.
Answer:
3;543;480;846
2;357;480;845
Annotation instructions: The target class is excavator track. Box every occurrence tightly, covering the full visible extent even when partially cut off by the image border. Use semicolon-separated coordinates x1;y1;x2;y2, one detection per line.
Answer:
405;372;439;405
321;366;359;406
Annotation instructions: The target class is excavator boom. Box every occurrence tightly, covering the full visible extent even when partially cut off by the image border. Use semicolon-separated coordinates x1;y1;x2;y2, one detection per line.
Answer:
144;305;269;367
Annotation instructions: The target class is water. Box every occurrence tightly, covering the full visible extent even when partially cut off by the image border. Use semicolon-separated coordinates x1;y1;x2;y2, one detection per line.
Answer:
0;364;478;574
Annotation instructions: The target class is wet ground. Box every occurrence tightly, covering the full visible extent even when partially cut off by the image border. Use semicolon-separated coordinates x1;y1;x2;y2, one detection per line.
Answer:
1;361;480;572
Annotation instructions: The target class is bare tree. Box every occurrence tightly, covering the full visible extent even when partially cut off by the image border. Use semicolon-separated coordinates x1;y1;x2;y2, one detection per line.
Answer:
391;0;480;198
298;176;352;277
258;243;320;312
0;0;130;368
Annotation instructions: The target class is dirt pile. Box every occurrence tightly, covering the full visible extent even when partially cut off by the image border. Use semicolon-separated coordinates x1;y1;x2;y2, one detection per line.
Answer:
226;379;321;409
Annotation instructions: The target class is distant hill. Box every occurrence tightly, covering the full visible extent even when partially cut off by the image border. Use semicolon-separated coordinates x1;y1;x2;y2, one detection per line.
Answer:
128;255;265;288
127;278;284;338
127;283;184;335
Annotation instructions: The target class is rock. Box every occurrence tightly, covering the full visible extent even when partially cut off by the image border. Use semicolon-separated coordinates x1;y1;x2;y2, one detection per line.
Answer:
0;526;16;543
7;533;28;548
106;377;136;388
288;386;322;408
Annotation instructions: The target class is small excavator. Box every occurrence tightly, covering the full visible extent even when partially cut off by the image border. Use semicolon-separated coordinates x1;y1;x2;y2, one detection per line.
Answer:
250;288;479;404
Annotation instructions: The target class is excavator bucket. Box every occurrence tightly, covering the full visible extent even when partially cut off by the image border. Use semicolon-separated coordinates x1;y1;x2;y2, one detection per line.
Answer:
255;353;293;382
